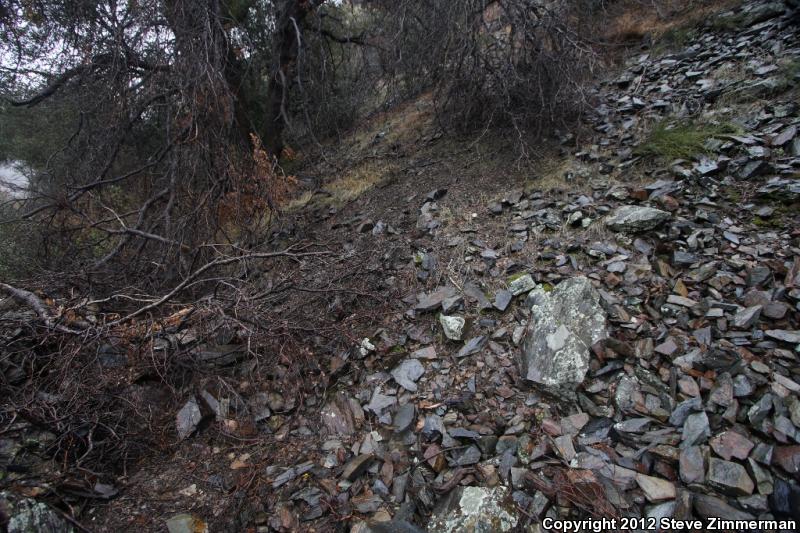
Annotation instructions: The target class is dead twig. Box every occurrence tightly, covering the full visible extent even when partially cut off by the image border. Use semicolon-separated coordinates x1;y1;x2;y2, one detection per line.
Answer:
108;247;330;325
0;283;84;334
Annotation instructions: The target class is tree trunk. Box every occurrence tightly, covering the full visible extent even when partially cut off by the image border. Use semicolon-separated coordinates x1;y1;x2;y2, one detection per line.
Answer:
262;0;325;157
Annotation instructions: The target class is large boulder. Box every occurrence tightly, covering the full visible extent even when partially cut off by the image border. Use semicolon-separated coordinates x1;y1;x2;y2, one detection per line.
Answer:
605;205;671;232
427;486;518;533
518;277;607;387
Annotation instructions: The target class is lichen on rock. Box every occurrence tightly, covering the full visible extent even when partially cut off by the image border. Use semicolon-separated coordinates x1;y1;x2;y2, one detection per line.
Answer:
518;276;607;387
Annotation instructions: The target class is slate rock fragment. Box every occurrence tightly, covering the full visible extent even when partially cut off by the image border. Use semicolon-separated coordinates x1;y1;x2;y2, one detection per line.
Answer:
176;397;203;440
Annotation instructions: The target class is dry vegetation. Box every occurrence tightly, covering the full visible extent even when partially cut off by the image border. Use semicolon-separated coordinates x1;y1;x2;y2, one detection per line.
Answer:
286;161;399;210
603;0;742;46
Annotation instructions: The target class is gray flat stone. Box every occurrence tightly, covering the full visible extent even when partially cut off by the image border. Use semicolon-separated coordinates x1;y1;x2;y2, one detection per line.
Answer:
679;446;705;484
391;359;425;392
765;330;800;344
457;336;486;358
394;403;416;433
733;306;762;329
693;494;754;521
553;435;576;462
636;473;676;502
176;397;203;440
681;411;711;448
493;290;513;312
710;430;754;461
508;274;536;296
416;286;458;312
366;389;397;415
342;454;374;481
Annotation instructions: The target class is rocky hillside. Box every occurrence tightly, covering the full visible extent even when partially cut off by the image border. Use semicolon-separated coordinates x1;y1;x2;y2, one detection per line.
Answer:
2;1;800;532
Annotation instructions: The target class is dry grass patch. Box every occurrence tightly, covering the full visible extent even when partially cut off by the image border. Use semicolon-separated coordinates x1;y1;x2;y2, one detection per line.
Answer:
285;160;398;211
571;220;616;242
604;0;742;47
523;156;626;194
346;93;436;154
326;164;390;202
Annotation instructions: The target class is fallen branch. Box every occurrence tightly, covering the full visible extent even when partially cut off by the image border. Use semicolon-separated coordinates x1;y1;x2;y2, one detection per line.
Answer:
523;468;618;518
108;246;330;325
0;282;84;334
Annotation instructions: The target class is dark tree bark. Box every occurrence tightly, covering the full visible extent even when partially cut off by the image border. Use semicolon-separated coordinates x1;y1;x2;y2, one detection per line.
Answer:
262;0;326;156
164;0;326;157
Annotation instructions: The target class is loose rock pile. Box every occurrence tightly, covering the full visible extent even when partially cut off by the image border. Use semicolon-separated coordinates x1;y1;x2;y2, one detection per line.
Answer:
306;3;800;530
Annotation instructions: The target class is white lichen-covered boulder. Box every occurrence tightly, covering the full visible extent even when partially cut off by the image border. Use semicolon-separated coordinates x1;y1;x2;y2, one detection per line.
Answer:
518;276;607;387
427;486;518;533
0;492;74;533
605;205;671;232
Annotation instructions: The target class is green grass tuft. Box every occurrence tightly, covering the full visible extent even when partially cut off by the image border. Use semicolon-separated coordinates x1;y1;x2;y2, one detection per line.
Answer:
708;12;747;32
777;58;800;86
636;121;741;160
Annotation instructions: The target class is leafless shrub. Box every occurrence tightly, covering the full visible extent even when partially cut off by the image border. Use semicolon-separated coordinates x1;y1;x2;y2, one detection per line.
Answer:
366;0;601;153
280;1;603;156
286;3;383;145
0;1;261;295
